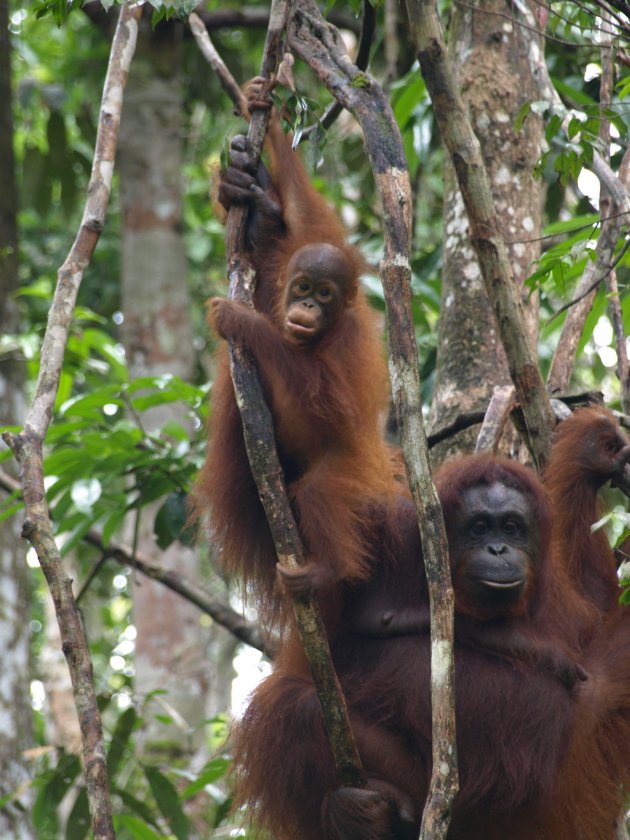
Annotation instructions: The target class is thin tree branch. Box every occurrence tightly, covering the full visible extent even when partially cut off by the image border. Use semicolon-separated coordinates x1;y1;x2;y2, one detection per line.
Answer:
406;0;556;471
547;236;630;319
300;0;375;139
82;531;275;658
475;386;516;454
547;147;630;392
609;268;630;414
288;2;458;835
208;0;367;788
189;13;248;116
425;391;606;446
1;5;143;839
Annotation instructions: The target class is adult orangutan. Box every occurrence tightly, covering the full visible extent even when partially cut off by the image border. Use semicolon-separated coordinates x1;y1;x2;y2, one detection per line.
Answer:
232;406;630;840
192;94;396;617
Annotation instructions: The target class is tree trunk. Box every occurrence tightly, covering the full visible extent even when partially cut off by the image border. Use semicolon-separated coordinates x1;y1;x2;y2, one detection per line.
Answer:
0;2;34;834
117;22;233;762
428;0;544;461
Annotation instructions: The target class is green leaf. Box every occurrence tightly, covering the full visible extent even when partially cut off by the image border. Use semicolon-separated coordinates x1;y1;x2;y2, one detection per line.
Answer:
567;117;583;139
59;513;99;557
107;707;137;779
545;112;563;144
33;754;81;833
144;766;190;840
60;386;125;418
102;507;127;546
181;758;231;799
393;75;426;130
552;76;597;108
0;499;24;523
114;789;161;828
514;102;531;132
118;814;165;840
154;492;193;549
542;214;599;236
66;788;90;840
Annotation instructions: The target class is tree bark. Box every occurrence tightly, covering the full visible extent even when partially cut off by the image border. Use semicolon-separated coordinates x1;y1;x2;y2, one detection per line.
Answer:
117;21;233;758
427;0;545;462
0;3;34;834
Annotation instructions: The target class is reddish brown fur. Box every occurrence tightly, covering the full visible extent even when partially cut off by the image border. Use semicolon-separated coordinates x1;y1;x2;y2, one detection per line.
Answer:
232;410;630;839
544;404;628;612
192;118;395;615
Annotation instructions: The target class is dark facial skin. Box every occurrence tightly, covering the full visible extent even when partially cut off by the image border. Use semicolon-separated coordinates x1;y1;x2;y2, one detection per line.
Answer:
577;418;630;486
283;244;355;345
450;482;538;619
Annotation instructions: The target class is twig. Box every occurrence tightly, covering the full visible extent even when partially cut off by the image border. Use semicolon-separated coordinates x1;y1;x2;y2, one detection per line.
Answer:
300;0;376;139
406;0;556;471
288;1;458;835
188;13;248;116
1;5;143;839
547;236;630;320
82;531;275;658
215;0;366;788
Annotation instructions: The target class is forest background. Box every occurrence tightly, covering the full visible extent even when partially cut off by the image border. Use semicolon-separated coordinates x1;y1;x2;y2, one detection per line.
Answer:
0;0;629;837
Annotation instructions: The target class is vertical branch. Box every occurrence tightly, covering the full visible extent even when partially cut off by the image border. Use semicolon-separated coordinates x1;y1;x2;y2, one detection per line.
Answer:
288;2;458;836
547;146;630;394
475;386;516;454
599;18;630;413
405;0;556;469
212;0;366;787
1;5;143;839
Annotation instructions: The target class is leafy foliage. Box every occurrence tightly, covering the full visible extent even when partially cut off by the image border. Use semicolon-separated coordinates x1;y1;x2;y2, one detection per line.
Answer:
29;704;238;839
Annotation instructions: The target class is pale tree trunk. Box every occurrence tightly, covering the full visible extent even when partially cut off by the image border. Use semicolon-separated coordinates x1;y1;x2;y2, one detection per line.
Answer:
428;0;544;461
0;3;34;834
118;23;233;762
41;595;81;755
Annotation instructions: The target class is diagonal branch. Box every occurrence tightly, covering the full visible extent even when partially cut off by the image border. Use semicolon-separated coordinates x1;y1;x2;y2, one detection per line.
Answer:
475;386;516;454
288;2;458;836
82;530;275;658
188;13;248;116
1;5;143;839
200;0;366;788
